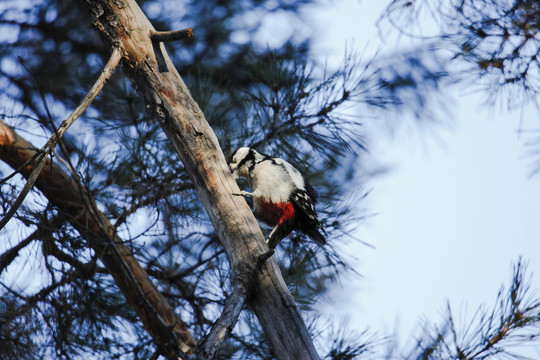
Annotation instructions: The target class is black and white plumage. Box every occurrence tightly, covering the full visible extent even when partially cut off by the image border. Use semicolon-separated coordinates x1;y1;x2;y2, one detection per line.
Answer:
229;147;326;246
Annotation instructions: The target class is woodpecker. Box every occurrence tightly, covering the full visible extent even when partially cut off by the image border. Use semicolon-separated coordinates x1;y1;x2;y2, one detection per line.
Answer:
229;147;326;247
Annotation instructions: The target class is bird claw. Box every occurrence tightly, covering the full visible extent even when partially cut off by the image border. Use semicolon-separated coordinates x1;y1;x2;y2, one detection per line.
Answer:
232;191;253;197
258;249;275;264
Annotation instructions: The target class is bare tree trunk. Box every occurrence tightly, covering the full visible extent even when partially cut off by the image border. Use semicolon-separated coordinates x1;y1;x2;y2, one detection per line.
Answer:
0;119;196;359
76;0;321;358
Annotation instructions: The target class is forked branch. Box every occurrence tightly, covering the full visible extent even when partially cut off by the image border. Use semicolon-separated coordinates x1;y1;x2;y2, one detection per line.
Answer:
0;47;122;231
0;119;197;358
196;241;279;359
196;281;249;359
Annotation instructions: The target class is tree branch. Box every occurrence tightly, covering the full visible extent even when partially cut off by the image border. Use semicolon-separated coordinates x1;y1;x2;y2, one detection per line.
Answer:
196;281;248;360
0;230;37;275
0;119;196;358
0;47;122;232
196;239;281;359
0;151;48;231
0;213;70;275
150;28;194;42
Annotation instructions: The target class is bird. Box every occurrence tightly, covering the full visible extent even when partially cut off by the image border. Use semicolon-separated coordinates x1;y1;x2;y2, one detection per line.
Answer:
229;147;326;248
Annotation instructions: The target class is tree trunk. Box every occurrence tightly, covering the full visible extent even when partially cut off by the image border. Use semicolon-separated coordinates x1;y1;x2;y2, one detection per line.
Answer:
0;119;196;358
76;0;321;358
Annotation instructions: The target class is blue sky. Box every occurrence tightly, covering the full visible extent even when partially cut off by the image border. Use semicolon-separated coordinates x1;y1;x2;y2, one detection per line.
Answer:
308;0;540;355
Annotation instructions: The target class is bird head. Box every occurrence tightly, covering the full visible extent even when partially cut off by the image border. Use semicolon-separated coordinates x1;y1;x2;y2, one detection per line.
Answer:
229;147;257;179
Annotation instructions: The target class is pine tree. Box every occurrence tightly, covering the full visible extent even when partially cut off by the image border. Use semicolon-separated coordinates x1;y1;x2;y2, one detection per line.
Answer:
0;0;539;359
380;0;540;107
0;0;378;358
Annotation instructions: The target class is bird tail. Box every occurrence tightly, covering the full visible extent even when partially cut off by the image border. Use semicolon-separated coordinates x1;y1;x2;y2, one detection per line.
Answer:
304;226;326;246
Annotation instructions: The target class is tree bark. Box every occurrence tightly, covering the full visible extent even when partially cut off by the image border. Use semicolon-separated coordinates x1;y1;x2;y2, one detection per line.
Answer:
0;119;196;358
76;0;321;358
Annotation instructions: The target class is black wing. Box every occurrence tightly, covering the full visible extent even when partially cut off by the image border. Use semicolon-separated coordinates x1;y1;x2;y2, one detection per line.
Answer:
290;189;327;245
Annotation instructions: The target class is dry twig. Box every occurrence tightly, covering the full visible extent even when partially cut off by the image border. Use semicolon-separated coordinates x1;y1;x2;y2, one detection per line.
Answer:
0;47;122;231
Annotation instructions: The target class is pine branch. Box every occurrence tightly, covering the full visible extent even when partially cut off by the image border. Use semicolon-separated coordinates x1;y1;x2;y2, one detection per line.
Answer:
0;151;48;231
0;119;197;359
114;181;192;228
0;231;37;275
0;47;122;232
195;239;281;359
409;259;540;360
196;281;248;360
0;214;67;275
